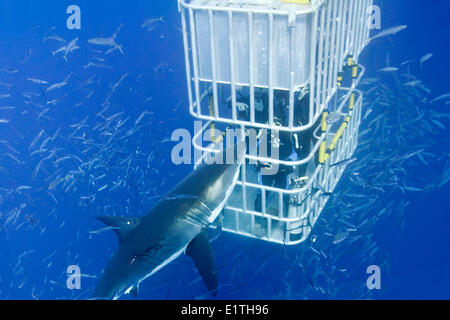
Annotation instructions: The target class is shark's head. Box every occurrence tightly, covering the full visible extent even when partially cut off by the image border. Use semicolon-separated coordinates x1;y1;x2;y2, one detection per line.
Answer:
180;140;246;223
92;255;129;300
92;216;147;300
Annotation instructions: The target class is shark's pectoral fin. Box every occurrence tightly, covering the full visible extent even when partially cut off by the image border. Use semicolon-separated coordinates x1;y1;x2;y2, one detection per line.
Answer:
125;283;139;298
97;216;141;243
130;285;139;298
185;229;218;296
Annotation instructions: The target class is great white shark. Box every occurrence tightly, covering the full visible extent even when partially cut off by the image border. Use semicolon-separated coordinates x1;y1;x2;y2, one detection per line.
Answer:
92;142;245;299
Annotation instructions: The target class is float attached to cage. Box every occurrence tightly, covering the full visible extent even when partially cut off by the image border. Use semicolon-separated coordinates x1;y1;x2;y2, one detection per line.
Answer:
178;0;372;245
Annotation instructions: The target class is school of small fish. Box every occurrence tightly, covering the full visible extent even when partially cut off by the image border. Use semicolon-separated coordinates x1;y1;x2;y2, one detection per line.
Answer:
0;19;449;300
0;18;188;299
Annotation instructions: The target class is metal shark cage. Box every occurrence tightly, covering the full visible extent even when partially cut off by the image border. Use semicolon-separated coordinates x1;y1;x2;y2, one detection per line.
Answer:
178;0;372;245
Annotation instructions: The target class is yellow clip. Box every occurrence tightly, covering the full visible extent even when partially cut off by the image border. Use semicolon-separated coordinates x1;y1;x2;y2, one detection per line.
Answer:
328;116;351;151
347;56;354;67
352;65;359;79
349;93;355;110
319;141;327;164
321;111;328;132
337;72;343;87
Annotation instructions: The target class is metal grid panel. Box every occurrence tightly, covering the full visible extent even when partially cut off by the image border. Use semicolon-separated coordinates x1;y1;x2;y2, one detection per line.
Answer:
179;0;372;132
222;89;363;245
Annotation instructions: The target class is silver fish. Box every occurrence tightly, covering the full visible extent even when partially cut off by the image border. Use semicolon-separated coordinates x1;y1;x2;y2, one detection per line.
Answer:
370;25;407;41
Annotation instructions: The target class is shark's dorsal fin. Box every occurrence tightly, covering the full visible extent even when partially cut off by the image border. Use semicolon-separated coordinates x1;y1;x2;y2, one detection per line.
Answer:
97;216;140;243
185;229;218;296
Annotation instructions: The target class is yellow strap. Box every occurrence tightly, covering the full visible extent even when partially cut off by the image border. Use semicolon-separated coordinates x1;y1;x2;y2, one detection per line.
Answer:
328;116;351;151
319;111;329;163
337;73;343;87
319;141;327;164
347;56;354;67
319;111;352;163
321;111;328;132
352;65;358;78
349;93;355;110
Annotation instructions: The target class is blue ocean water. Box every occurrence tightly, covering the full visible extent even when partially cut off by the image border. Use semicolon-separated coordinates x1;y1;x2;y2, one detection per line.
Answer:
0;0;449;300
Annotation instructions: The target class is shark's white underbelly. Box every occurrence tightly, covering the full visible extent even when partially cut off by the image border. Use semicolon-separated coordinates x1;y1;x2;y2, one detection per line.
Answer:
148;246;186;278
207;164;241;224
120;163;241;299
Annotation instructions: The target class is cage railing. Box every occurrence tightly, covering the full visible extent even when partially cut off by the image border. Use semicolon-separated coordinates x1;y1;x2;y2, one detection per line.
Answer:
179;0;372;134
192;65;365;168
220;89;363;244
192;88;362;214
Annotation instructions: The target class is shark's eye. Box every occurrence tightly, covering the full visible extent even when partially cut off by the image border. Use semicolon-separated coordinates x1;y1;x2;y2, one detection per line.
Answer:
127;219;139;226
